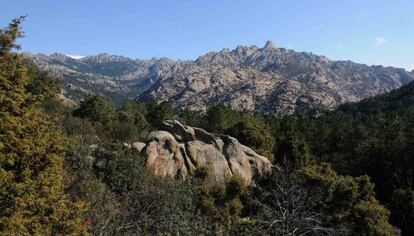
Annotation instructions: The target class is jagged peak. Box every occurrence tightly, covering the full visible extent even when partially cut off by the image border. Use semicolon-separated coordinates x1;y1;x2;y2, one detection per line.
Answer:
49;53;71;60
80;53;132;62
263;40;277;50
220;48;230;54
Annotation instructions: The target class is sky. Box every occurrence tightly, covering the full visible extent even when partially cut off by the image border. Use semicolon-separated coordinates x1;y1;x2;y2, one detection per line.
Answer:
1;0;414;70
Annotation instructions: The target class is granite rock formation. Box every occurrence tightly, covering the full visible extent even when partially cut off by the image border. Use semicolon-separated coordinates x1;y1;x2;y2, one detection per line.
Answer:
137;120;272;184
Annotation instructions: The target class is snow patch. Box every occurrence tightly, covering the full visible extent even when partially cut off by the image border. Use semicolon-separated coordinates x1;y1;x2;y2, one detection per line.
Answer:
66;55;85;59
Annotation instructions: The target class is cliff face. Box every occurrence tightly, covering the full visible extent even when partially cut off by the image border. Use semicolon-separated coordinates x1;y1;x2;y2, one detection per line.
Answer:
27;41;414;116
133;120;272;184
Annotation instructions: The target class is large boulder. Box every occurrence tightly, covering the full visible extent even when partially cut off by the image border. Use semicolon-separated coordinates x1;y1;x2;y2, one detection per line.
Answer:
140;120;272;184
143;131;188;180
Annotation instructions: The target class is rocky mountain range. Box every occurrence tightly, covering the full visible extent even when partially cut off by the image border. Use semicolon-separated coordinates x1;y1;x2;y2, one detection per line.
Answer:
27;41;414;116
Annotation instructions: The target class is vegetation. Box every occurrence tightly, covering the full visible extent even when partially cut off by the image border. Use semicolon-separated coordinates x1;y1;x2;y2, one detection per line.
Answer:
0;17;87;235
288;82;414;236
57;94;400;235
1;18;412;235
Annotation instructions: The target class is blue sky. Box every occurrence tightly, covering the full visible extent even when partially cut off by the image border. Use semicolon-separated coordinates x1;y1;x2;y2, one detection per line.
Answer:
1;0;413;70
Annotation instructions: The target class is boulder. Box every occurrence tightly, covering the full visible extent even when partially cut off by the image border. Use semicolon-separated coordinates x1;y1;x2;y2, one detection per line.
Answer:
141;120;272;184
132;142;146;152
143;131;187;179
159;120;195;142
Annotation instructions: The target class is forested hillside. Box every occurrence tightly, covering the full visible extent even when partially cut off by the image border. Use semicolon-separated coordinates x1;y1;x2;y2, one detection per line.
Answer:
296;81;414;235
2;18;413;235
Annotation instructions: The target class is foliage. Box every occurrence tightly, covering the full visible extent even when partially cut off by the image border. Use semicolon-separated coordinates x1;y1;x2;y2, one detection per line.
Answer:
73;94;117;125
205;104;241;133
0;18;87;235
178;107;206;128
283;82;414;235
301;163;399;235
275;128;314;168
65;142;223;235
4;16;414;235
389;188;414;235
144;100;174;128
226;113;275;157
118;100;148;130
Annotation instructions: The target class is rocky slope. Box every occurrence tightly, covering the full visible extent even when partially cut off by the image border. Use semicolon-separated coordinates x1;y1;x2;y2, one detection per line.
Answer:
27;53;177;105
132;120;272;184
27;41;414;116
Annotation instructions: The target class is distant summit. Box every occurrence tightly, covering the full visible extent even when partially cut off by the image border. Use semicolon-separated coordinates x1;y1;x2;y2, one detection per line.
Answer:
81;53;131;63
263;40;277;50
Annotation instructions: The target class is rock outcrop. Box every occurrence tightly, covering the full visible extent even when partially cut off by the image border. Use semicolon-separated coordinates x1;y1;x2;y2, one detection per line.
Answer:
138;120;272;184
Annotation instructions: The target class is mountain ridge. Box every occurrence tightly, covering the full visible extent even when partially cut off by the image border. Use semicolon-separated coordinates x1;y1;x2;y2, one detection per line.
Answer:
26;41;414;116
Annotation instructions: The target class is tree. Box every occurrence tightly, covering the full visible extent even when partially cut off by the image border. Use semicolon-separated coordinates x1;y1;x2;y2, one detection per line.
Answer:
145;101;174;128
389;188;414;235
301;163;399;235
0;17;87;234
179;107;206;128
196;173;246;233
113;101;149;142
226;113;275;158
87;147;209;235
73;94;117;125
118;100;148;130
205;104;241;133
252;166;335;235
275;128;314;168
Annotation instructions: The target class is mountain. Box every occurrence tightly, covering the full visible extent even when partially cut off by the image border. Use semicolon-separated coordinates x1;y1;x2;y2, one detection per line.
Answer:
27;41;414;116
26;52;176;105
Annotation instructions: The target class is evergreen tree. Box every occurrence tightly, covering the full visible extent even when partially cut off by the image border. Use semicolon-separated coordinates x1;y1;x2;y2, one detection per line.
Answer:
179;107;206;128
205;104;241;133
276;128;313;168
145;101;174;128
73;94;117;125
301;163;399;235
0;17;88;235
118;100;148;130
389;188;414;235
226;114;275;157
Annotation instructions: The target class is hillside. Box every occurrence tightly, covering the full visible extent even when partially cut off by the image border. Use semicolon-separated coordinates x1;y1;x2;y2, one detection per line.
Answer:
283;80;414;235
4;1;414;235
28;41;414;116
27;53;176;105
337;77;414;115
2;22;406;234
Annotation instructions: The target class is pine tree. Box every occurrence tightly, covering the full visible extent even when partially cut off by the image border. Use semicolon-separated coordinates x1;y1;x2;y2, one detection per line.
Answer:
73;94;117;125
205;104;240;133
0;17;88;235
226;114;275;157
